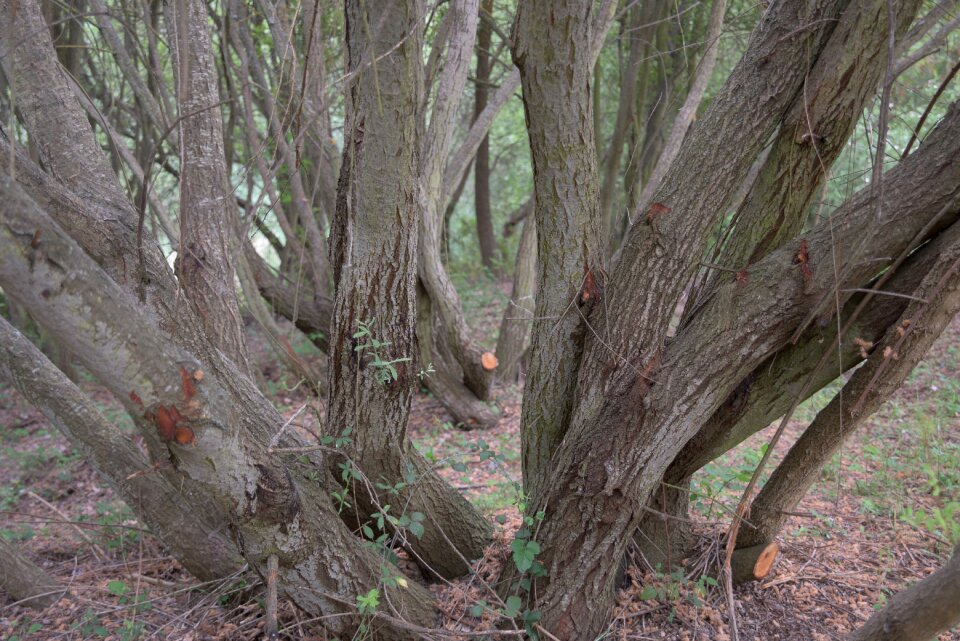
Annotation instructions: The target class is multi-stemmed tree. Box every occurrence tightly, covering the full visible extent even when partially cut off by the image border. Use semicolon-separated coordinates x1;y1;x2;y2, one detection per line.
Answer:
2;0;959;639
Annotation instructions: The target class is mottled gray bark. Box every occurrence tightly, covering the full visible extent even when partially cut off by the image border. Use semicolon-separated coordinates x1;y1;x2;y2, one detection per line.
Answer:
530;96;960;638
170;0;250;373
0;174;435;640
0;317;243;580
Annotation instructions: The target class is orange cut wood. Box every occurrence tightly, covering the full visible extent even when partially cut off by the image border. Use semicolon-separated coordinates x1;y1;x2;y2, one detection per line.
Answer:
753;541;779;579
481;351;499;371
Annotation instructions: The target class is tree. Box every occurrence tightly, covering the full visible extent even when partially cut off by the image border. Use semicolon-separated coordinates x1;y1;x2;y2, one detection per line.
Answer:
1;0;959;639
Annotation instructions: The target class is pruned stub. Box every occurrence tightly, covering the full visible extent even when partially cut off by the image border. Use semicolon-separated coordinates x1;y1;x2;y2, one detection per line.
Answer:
131;365;204;446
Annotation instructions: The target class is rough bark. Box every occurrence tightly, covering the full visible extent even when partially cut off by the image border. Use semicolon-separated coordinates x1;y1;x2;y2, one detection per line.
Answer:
636;213;949;562
495;215;537;383
529;96;960;638
171;0;251;373
847;542;960;641
0;174;436;640
689;0;922;317
0;317;244;580
735;218;960;555
0;538;64;608
328;0;490;579
474;0;497;270
515;0;959;627
512;0;604;499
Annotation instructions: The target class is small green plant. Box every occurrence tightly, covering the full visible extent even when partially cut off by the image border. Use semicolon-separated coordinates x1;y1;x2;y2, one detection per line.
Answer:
7;617;43;640
353;320;411;384
899;502;960;545
638;567;718;609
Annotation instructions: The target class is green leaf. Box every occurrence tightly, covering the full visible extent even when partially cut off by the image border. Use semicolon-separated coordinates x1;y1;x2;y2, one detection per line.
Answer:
639;585;658;600
468;601;487;618
504;595;522;618
511;538;541;573
106;580;128;597
409;521;425;539
356;588;380;615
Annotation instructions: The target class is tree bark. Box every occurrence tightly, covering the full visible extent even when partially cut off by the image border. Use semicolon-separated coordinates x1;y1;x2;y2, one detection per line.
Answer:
687;0;922;319
735;217;960;557
474;0;497;270
512;0;604;500
0;317;244;580
417;0;497;406
417;284;499;429
0;538;64;609
635;211;949;561
495;215;537;383
512;0;959;632
328;0;490;579
170;0;251;373
0;174;436;640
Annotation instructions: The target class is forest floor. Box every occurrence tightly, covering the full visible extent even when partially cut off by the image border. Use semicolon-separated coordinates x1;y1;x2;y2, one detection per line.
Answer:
1;276;959;640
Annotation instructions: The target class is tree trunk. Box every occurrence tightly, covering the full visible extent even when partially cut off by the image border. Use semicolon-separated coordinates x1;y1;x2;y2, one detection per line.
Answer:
847;542;960;641
0;174;436;640
170;0;251;374
418;284;499;429
636;217;946;555
417;0;498;407
0;317;244;580
495;215;537;383
327;0;490;579
474;0;497;270
686;0;922;321
510;0;958;633
512;0;604;500
598;5;645;255
0;538;64;609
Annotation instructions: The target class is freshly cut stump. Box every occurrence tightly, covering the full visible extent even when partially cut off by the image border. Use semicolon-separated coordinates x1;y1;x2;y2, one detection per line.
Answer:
731;541;779;584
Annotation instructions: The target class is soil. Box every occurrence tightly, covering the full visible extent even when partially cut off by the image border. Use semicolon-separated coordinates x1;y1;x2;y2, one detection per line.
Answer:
1;311;958;641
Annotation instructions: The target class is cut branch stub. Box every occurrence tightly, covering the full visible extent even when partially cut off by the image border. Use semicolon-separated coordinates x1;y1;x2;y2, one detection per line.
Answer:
481;351;499;371
730;541;779;585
